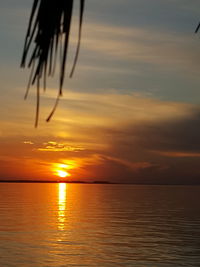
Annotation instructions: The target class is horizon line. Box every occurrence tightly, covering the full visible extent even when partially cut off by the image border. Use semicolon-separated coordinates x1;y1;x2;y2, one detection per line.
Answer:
0;180;200;186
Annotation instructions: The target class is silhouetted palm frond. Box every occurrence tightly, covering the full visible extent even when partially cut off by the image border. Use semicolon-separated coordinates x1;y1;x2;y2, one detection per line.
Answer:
21;0;85;127
195;22;200;33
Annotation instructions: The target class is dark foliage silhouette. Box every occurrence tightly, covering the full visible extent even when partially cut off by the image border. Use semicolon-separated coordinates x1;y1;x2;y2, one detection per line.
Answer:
195;22;200;33
21;0;85;127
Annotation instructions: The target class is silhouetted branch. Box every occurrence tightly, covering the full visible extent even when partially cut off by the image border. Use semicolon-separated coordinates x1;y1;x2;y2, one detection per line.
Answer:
21;0;85;126
195;22;200;33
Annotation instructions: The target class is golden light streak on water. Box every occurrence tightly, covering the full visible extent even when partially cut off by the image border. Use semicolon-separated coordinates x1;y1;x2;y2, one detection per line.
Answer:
57;183;67;231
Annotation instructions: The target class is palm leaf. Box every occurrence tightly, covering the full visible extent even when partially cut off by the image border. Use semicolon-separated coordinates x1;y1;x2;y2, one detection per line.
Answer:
195;22;200;33
21;0;85;127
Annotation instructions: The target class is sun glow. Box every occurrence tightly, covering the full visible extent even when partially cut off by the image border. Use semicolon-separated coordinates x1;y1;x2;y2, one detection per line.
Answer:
52;162;76;178
51;159;78;178
57;170;70;178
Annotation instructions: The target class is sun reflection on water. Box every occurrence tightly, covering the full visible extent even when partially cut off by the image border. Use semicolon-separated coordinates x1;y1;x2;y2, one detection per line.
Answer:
58;183;67;230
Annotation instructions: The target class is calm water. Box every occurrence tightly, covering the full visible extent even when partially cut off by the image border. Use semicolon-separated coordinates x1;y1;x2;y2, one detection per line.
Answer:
0;184;200;266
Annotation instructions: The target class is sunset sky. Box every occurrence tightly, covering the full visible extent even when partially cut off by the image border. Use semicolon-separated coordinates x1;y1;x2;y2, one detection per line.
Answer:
0;0;200;183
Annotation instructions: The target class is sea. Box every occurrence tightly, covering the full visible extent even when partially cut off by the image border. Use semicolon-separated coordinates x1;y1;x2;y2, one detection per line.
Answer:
0;183;200;267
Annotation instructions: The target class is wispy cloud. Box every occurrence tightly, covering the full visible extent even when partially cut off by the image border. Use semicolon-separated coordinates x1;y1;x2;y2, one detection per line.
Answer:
152;151;200;158
23;141;34;145
38;141;85;152
79;22;200;73
43;89;195;126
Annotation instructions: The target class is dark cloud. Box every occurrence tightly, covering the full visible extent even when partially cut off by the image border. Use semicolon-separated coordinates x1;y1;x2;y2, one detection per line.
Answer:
97;110;200;184
133;111;200;153
81;156;134;183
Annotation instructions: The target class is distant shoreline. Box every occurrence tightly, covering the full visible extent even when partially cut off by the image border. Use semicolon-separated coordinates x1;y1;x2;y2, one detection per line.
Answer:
0;180;112;184
0;180;200;185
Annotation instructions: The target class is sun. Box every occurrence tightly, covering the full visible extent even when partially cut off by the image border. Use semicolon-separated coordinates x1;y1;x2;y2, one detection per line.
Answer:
57;170;70;178
52;161;76;178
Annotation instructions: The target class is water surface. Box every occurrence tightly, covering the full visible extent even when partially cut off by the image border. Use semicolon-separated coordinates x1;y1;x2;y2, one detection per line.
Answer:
0;183;200;266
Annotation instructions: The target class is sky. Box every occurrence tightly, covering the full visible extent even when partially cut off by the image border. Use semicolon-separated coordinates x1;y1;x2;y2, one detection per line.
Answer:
0;0;200;183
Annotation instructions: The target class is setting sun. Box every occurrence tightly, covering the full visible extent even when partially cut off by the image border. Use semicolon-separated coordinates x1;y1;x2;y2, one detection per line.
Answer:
57;170;70;178
52;161;78;178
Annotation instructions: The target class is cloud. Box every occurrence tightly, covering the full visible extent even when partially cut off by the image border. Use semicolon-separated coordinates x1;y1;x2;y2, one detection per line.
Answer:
153;151;200;158
38;141;85;152
43;89;194;126
78;22;200;74
99;108;200;184
23;141;34;145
